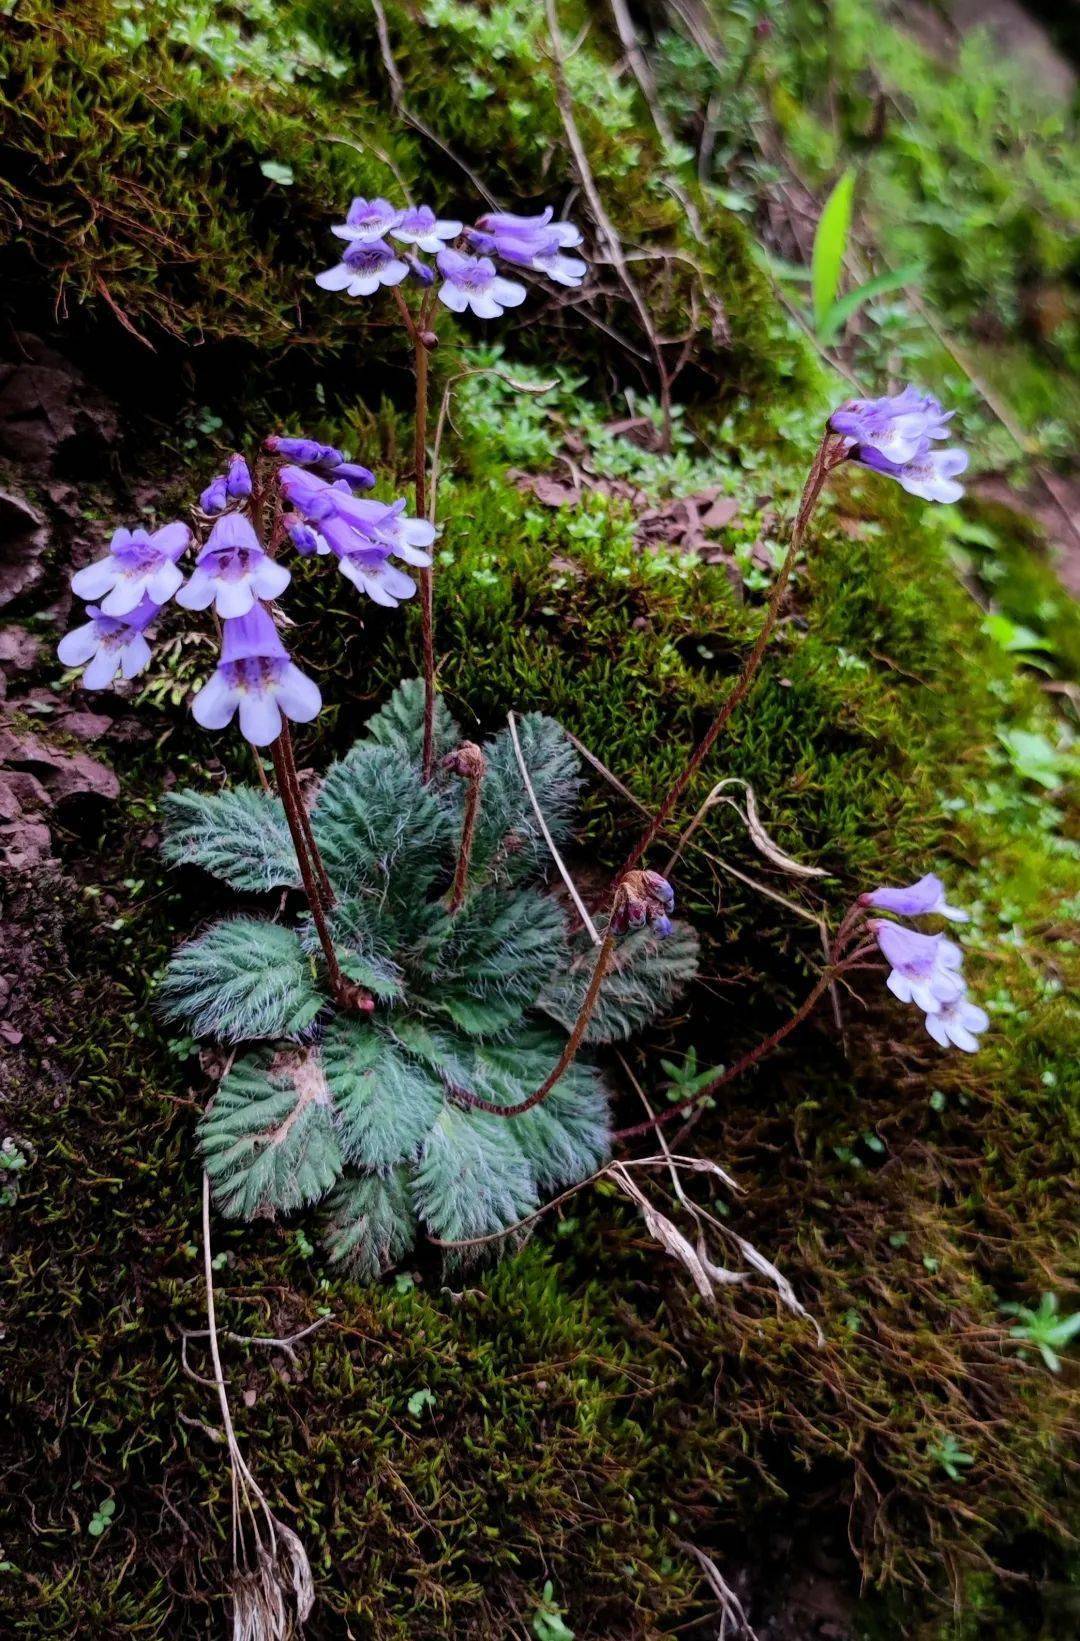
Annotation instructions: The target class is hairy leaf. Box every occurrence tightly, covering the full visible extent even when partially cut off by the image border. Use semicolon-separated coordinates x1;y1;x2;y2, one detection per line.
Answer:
159;918;323;1042
312;744;452;903
199;1048;342;1218
161;787;301;892
322;1016;443;1170
431;888;565;1035
363;676;459;765
412;1104;538;1244
322;1168;416;1280
470;1033;611;1190
299;899;405;1002
471;714;581;883
538;920;699;1044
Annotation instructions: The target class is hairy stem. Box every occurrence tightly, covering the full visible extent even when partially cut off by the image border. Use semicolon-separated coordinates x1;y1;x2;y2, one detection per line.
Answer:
619;432;847;877
448;771;482;913
614;905;871;1141
452;930;617;1117
278;722;334;910
270;736;348;1004
414;333;436;783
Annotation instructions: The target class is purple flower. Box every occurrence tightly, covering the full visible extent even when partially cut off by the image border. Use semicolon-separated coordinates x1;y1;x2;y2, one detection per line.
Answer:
642;871;675;910
923;989;988;1054
611;869;677;936
327;495;435;566
287;520;325;557
870;920;965;1013
854;441;968;505
830;387;953;465
331;544;419;608
404;253;436;288
315;239;409;298
390;204;463;253
225;455;252;499
436;249;526;319
56;595;158;690
200;475;228;514
191;603;321;747
266;437;375;491
331;197;405;244
472;207;586;288
861;873;968;923
279;467;434;566
176;513;291;619
70;521;191;617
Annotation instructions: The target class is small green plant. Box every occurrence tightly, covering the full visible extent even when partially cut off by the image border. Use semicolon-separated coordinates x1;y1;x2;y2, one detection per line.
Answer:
929;1433;975;1483
532;1580;575;1641
160;681;697;1277
1001;1293;1080;1373
87;1498;116;1538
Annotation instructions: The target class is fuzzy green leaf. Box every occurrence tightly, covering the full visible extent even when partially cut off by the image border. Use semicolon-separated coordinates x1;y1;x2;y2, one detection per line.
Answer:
322;1168;416;1280
300;899;405;1002
471;714;581;883
161;787;301;892
199;1048;342;1218
323;1016;443;1170
312;744;453;902
159;918;323;1042
431;888;565;1035
364;677;459;766
412;1104;538;1244
470;1034;611;1190
538;921;699;1044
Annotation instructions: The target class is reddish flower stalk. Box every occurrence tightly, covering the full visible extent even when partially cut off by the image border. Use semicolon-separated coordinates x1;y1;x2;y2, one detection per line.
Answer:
394;286;439;784
444;742;486;911
613;903;873;1141
619;431;849;879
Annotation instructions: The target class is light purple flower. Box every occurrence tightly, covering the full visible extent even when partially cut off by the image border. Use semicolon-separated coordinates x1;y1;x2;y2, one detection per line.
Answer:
70;521;191;617
279;467;434;568
315;239;409;298
326;495;435;567
331;197;404;244
191;603;321;747
390;204;462;253
470;207;586;288
266;436;375;491
861;873;968;923
57;595;158;690
332;546;419;608
923;990;988;1054
870;920;965;1013
225;455;252;499
176;513;291;619
287;520;326;557
854;441;968;505
830;387;953;465
200;475;228;515
436;249;526;319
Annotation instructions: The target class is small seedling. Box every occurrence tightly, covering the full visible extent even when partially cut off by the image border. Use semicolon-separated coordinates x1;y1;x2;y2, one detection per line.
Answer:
1001;1293;1080;1373
87;1499;116;1538
929;1433;974;1482
532;1581;575;1641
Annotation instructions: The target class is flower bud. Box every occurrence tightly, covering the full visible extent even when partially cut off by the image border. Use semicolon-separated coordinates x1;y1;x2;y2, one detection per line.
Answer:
199;474;228;514
441;741;486;781
287;521;321;557
226;455;252;498
405;254;435;288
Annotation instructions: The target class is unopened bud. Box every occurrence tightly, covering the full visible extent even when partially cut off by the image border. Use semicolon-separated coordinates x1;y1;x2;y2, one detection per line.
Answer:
419;329;439;352
441;740;486;781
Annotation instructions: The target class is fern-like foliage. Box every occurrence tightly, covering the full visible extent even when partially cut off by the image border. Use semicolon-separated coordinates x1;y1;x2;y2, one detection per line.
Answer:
161;679;698;1276
161;787;301;892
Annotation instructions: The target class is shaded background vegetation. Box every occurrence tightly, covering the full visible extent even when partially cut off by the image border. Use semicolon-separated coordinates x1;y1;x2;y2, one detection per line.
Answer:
1;2;1078;1636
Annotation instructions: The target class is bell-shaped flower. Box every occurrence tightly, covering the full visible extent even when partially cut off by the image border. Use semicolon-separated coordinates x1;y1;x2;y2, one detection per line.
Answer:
56;595;158;690
333;543;418;608
470;208;587;288
176;513;291;619
854;440;968;505
475;206;582;251
328;494;435;567
70;521;191;617
331;196;405;244
191;603;321;747
870;920;965;1013
861;873;968;923
830;387;953;465
315;238;409;298
390;204;462;253
923;989;988;1054
436;249;526;319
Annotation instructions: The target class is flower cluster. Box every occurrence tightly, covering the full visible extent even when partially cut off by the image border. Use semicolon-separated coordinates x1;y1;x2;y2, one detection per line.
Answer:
830;387;968;504
863;874;987;1052
315;197;587;319
276;457;435;609
59;522;191;689
611;870;676;938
